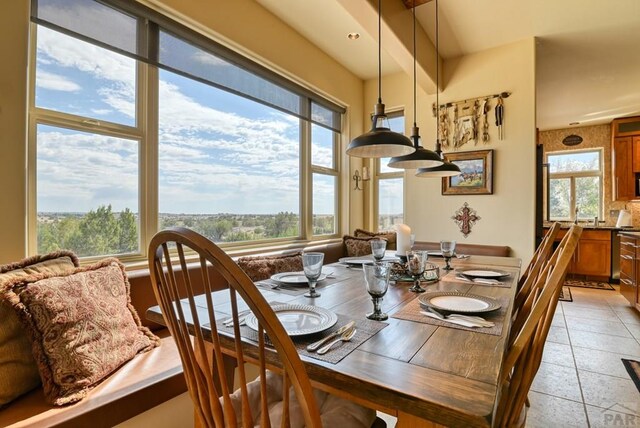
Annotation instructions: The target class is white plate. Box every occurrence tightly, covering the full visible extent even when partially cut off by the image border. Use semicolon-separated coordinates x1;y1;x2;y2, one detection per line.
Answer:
457;269;510;279
419;292;501;314
270;271;327;286
245;304;338;336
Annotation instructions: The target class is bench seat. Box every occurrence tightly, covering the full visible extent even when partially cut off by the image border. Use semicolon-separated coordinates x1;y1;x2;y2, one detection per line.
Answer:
0;331;186;428
412;241;510;257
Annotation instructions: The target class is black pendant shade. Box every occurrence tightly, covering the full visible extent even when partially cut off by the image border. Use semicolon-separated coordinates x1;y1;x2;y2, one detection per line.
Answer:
415;0;461;179
346;0;415;159
415;140;461;177
347;103;415;158
388;126;443;169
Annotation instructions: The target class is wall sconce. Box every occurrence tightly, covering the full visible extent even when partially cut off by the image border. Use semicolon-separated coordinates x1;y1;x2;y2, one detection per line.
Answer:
353;166;370;190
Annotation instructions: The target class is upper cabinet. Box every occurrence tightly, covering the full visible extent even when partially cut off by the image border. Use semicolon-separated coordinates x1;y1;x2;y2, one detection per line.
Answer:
612;116;640;201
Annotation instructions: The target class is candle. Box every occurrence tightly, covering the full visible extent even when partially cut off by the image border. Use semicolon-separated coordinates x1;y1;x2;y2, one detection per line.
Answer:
396;224;411;256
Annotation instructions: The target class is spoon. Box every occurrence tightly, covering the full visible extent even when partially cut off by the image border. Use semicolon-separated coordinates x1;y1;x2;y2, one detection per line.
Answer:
316;327;357;355
306;321;355;352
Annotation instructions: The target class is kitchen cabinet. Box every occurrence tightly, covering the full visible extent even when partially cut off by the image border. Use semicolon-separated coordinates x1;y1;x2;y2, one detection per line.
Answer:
550;228;612;279
612;116;640;201
620;234;636;306
613;136;634;200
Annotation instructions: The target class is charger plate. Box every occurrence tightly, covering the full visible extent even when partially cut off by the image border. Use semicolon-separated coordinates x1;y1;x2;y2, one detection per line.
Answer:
271;271;327;286
339;256;398;266
245;304;337;336
418;292;501;314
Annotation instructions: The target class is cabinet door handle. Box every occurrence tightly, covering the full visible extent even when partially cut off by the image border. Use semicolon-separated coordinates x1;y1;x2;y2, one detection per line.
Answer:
621;278;633;285
622;255;634;260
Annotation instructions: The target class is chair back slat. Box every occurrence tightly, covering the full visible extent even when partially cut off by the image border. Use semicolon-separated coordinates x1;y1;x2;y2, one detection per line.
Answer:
514;222;560;309
149;227;322;428
494;225;581;428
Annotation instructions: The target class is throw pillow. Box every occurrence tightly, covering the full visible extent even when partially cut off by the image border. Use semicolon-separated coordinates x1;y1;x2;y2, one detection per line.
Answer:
1;258;160;406
343;235;387;257
236;252;303;281
0;251;80;407
353;229;397;251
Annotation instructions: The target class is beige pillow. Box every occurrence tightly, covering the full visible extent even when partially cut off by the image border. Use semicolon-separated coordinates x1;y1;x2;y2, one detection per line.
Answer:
0;251;79;407
353;229;397;251
2;258;160;405
236;252;303;281
343;235;387;257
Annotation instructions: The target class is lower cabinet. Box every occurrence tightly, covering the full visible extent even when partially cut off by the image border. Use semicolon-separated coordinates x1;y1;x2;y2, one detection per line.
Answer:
552;229;612;279
620;234;639;306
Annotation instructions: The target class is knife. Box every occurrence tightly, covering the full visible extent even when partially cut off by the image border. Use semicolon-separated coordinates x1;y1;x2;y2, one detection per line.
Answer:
420;311;487;328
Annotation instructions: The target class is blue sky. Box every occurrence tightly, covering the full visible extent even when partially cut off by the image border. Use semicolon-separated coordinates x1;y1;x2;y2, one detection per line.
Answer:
35;25;335;215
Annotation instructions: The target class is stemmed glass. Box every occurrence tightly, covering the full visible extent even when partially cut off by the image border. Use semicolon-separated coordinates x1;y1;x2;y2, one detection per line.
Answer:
440;240;456;271
362;262;391;320
370;239;387;261
302;252;324;298
406;250;429;293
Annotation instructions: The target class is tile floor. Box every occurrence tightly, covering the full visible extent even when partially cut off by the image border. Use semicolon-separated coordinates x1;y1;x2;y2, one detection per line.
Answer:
526;285;640;428
378;285;640;428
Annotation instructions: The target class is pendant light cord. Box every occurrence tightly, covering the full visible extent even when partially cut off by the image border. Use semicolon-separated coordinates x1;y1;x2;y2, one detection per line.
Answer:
435;0;439;139
377;0;382;104
413;4;417;129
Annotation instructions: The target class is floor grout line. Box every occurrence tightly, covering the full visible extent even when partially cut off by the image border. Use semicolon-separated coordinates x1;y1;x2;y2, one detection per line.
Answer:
560;301;592;428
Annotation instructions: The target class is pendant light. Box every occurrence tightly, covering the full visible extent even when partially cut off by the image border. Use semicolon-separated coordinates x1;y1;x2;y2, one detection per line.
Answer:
387;3;442;169
415;0;461;178
346;0;415;158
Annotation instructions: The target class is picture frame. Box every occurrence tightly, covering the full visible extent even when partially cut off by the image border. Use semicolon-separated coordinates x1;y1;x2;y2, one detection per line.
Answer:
442;149;493;195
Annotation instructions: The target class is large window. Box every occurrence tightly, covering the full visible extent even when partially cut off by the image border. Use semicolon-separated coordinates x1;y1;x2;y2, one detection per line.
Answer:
376;112;405;230
546;149;603;221
29;0;343;259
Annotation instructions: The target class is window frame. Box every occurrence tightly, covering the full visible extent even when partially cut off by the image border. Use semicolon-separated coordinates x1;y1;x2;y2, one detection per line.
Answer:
545;148;604;222
26;8;344;263
374;110;405;230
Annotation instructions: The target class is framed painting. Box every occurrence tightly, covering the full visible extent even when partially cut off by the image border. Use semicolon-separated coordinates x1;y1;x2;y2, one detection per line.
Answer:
442;149;493;195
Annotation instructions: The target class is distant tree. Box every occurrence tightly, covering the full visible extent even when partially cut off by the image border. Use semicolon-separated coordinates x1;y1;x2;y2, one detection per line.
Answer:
118;208;138;253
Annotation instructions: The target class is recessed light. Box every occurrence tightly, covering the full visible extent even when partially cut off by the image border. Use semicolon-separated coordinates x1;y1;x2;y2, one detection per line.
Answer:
347;32;360;40
569;122;580;126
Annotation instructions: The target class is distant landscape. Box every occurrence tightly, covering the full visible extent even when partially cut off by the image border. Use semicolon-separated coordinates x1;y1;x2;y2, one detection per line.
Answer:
38;205;335;257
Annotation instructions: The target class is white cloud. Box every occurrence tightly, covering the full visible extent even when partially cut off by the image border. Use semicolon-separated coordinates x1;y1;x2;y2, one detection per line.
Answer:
36;70;81;92
192;51;231;67
37;26;135;116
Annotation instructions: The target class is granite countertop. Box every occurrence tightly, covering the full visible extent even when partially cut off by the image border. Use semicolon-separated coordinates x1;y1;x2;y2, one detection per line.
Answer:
544;223;640;232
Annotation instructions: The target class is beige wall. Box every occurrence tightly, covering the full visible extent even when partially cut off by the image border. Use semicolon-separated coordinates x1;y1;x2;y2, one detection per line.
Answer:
366;39;537;262
0;0;366;264
0;0;29;264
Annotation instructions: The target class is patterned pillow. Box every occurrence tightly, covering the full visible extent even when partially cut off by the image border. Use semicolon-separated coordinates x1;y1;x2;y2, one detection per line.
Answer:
0;251;79;407
236;252;303;281
353;229;397;251
343;235;387;257
1;258;160;406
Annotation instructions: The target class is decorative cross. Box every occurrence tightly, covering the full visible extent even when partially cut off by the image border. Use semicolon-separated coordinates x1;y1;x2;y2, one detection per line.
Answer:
452;202;480;238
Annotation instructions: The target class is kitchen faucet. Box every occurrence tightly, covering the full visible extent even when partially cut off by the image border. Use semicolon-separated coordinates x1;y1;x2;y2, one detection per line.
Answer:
574;206;579;224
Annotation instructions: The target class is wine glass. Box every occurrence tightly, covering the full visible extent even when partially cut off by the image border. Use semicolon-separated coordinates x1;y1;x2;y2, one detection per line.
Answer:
362;262;391;320
302;252;324;298
370;239;387;261
406;250;429;293
440;240;456;271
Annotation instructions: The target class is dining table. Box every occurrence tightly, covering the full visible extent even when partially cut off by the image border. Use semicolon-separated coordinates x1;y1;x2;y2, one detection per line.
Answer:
146;253;521;428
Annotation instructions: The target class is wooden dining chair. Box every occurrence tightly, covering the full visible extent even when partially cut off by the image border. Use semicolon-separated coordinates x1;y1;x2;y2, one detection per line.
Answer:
148;227;378;428
494;225;582;427
509;222;561;341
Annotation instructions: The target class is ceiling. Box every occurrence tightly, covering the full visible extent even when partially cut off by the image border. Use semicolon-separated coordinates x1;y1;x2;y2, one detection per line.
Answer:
256;0;640;131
